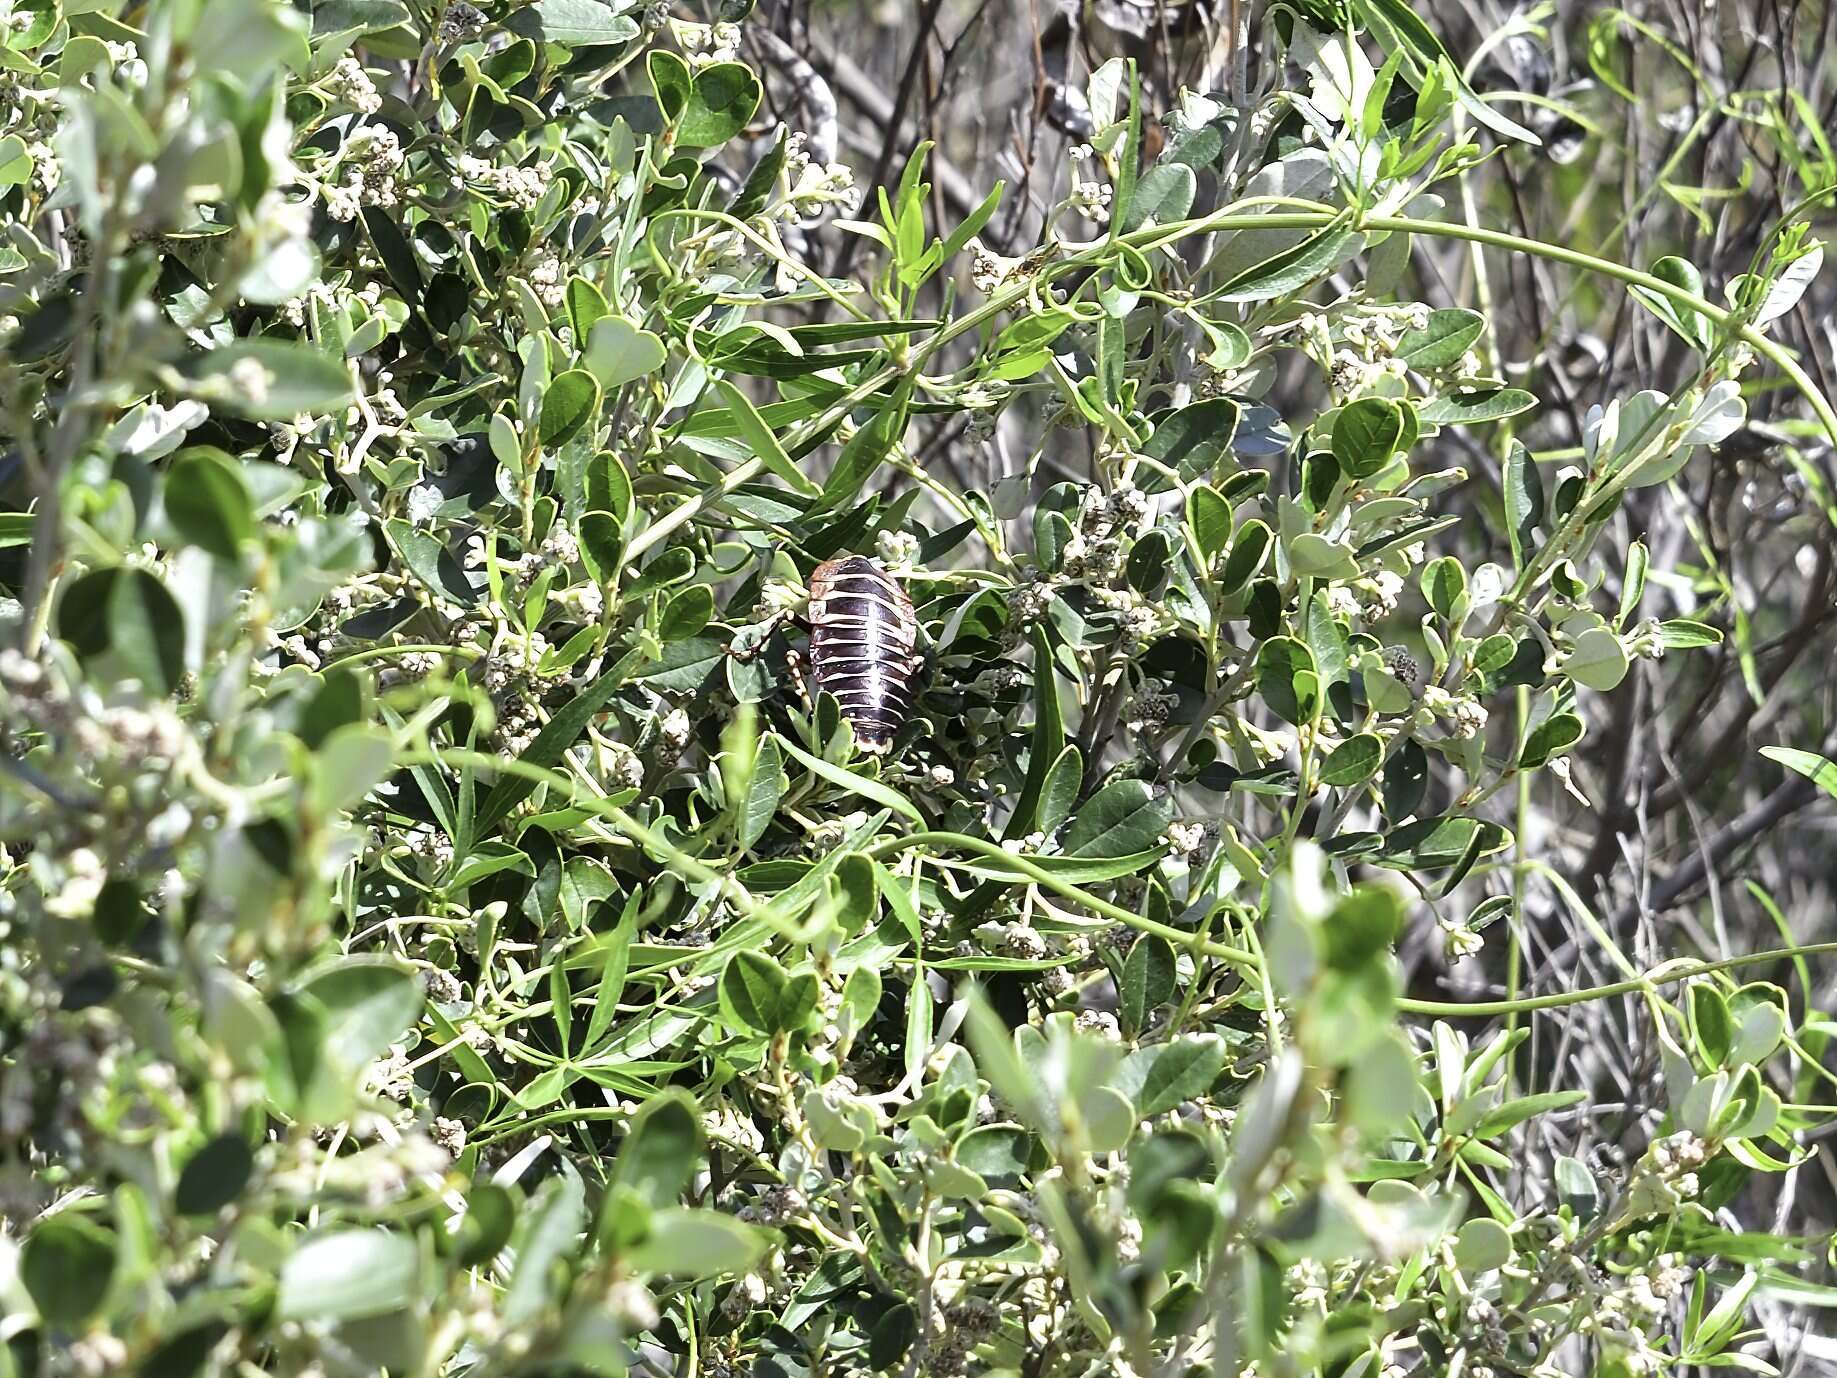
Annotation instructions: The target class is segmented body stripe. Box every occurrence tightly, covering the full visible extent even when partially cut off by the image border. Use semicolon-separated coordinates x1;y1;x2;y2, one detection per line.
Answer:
807;555;920;749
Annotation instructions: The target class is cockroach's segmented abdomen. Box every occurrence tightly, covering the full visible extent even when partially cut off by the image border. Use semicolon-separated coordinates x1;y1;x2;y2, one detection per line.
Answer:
807;555;920;753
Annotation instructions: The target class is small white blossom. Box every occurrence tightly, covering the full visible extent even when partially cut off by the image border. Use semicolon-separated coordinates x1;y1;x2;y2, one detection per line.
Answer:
227;356;274;407
1070;178;1112;220
1075;1009;1121;1039
1164;820;1206;855
439;0;486;40
528;254;566;308
969;239;1021;293
876;529;920;568
407;484;443;525
660;707;693;749
326;56;382;114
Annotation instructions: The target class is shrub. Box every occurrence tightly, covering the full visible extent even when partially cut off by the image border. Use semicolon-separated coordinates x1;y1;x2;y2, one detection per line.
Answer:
0;2;1832;1377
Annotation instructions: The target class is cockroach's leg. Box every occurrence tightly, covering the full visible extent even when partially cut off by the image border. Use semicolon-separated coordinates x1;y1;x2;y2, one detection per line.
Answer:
728;608;797;662
784;646;813;708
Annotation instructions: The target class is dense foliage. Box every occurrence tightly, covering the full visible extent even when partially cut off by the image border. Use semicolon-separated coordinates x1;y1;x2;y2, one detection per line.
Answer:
1;1;1834;1376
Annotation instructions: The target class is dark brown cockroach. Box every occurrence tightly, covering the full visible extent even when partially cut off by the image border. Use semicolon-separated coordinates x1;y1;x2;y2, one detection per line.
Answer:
802;555;921;754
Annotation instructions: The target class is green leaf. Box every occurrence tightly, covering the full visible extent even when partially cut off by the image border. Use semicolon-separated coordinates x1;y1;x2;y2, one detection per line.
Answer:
630;635;725;695
678;62;762;148
1306;590;1349;689
1119;935;1176;1037
714;379;820;496
456;1184;518;1267
1418;389;1537;426
1658;618;1722;650
1358;815;1508;871
504;1175;585;1326
1037;744;1084;835
832;854;879;933
165;446;255;560
1079;1084;1136;1152
612;1090;704;1206
1344;1033;1418;1137
1256;636;1319;726
278;1229;419;1321
1554;1155;1599;1218
1563;626;1629;692
623;1208;768;1278
176;1134;255;1215
1187;485;1234;562
1287;532;1359;580
311;723;393;816
58;566;187;695
992;305;1078;356
1454;1218;1512;1272
1503;442;1543;571
719;950;790;1034
1691;983;1734;1066
1034;510;1073;572
803;1090;866;1152
1472;1089;1586;1139
1474;634;1517;676
475;661;635;830
1220;519;1271;594
0;135;32;187
1353;0;1541;144
1217;226;1356;302
362;206;422;301
584;316;666;390
566;276;609;339
777;734;924;825
587;449;635;525
955;1124;1034;1185
1120;161;1196;232
1005;625;1066;840
506;0;640;47
814;383;910;514
1332;397;1407;478
659;582;715;640
180;338;352;420
841;965;882;1032
1396;308;1484;369
1323;885;1403;971
1729;1000;1785;1065
1321;733;1383;788
1420;555;1466;621
22;1217;116;1326
1061;779;1173;858
1761;745;1837;800
539;368;600;449
1518;712;1583;770
1116;1035;1227;1117
0;513;34;549
737;736;784;851
1143;398;1241;484
299;959;423;1075
387;518;475;605
1630;255;1712;351
648;48;691;121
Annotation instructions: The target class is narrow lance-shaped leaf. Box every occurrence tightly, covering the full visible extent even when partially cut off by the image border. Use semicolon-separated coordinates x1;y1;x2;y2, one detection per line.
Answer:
1005;624;1066;840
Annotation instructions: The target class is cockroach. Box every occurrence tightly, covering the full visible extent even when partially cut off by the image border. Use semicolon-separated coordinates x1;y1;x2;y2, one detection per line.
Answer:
803;556;922;753
733;555;923;754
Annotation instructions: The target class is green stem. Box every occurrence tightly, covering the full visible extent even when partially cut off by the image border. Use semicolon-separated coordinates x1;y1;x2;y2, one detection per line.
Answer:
1124;209;1837;446
1398;941;1837;1017
863;830;1257;967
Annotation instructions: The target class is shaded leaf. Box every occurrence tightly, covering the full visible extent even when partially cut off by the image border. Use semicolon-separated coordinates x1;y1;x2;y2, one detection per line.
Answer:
1061;779;1173;858
278;1229;419;1321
